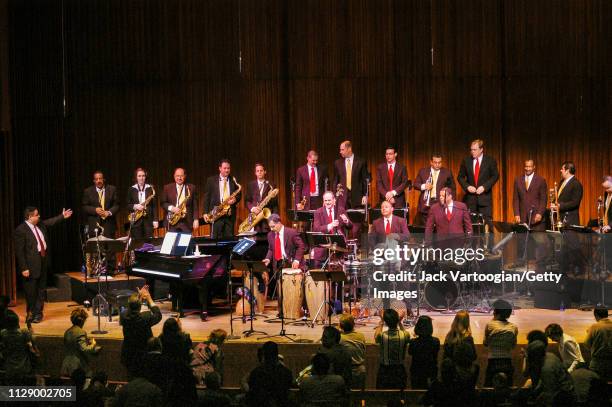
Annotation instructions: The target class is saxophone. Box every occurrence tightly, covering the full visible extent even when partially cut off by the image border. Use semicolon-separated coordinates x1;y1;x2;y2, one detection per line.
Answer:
168;186;191;226
549;182;563;231
129;186;156;223
238;187;279;233
204;178;242;223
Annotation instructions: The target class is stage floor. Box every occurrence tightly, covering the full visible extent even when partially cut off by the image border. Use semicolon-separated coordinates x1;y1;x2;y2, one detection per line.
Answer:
13;297;597;345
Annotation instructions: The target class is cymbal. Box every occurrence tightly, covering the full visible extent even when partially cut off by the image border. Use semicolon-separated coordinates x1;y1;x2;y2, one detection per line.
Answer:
320;243;351;253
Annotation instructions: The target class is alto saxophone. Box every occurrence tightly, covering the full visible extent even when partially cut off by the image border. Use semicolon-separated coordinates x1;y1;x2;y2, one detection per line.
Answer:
168;186;191;226
204;178;242;223
129;186;156;223
238;187;279;233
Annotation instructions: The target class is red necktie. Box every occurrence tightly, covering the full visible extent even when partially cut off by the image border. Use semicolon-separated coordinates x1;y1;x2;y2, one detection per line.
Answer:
328;209;333;224
388;165;394;190
474;158;480;186
34;226;46;257
446;208;452;221
309;167;316;193
274;233;282;261
385;219;391;235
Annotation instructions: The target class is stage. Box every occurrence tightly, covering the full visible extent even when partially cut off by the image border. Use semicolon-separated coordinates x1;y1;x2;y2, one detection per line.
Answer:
13;285;599;387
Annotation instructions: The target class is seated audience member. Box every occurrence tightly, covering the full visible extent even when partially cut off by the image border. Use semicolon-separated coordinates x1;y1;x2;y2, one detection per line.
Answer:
443;310;476;362
339;314;367;390
0;310;35;384
422;358;457;407
570;365;608;406
523;340;575;407
544;323;584;372
480;372;512;407
246;341;294;407
198;371;232;407
192;328;228;385
320;325;352;387
299;353;347;406
483;299;517;387
142;337;171;399
374;309;410;389
158;317;192;365
61;307;101;378
526;329;548;346
408;315;440;389
585;306;611;381
82;370;114;407
120;287;162;378
112;372;163;407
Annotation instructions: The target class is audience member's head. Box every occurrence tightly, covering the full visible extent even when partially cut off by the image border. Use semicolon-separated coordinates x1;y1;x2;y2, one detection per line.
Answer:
147;337;162;353
5;310;19;330
447;310;471;342
492;299;512;321
492;372;509;391
311;353;331;376
204;371;222;390
593;307;608;321
71;368;87;391
414;315;434;338
453;341;476;368
544;323;563;342
261;341;279;365
526;340;547;371
382;309;400;329
162;317;182;336
70;308;89;328
339;314;355;333
127;293;141;313
527;330;548;347
209;329;228;345
321;326;341;348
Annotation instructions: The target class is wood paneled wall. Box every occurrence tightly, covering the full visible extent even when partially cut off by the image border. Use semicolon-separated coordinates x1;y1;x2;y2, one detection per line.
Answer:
5;0;611;275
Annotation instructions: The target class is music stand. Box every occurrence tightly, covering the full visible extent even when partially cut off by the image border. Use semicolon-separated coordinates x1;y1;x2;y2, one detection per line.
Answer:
287;209;316;231
259;259;298;342
345;208;366;225
232;259;268;338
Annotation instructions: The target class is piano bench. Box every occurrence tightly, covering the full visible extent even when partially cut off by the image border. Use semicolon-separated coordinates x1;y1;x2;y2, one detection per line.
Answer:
106;289;137;320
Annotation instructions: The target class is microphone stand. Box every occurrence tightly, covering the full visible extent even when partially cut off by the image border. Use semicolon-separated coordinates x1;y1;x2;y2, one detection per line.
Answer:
91;226;109;334
260;257;297;342
521;207;534;296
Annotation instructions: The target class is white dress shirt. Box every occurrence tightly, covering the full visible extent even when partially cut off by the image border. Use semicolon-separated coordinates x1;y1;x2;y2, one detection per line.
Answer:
558;333;584;373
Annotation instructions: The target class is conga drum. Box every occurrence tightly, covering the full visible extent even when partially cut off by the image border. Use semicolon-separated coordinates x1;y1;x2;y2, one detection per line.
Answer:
236;274;267;315
281;268;303;319
305;272;328;323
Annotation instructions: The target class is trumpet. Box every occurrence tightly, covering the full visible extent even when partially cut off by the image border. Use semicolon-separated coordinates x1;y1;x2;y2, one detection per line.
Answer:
204;178;242;223
549;182;563;231
129;186;156;223
238;187;279;233
423;170;433;207
168;186;191;226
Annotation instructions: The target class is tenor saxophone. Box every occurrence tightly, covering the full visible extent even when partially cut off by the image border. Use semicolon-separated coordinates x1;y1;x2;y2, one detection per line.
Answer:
204;178;242;223
168;186;191;226
238;187;279;233
129;186;156;223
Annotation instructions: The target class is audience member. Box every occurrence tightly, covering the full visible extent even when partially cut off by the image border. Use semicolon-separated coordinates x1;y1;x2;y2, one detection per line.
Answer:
299;352;346;406
523;340;575;406
198;371;232;407
81;370;114;407
422;358;457;407
585;306;611;381
0;310;35;383
246;341;294;407
374;309;410;389
120;287;162;377
320;325;352;387
159;317;192;364
408;315;440;389
61;307;100;377
339;313;366;390
443;310;476;363
544;323;584;372
192;328;228;385
483;299;517;387
111;372;163;407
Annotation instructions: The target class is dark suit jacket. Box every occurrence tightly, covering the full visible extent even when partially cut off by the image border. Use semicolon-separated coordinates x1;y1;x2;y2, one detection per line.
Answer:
376;162;410;208
413;167;456;214
160;183;198;225
126;185;158;223
82;185;119;238
203;176;242;219
425;201;473;237
369;215;410;244
457;155;499;206
14;214;64;279
605;192;612;228
333;156;369;207
512;174;548;231
295;164;328;208
311;205;353;261
557;177;583;225
246;180;278;213
265;226;305;264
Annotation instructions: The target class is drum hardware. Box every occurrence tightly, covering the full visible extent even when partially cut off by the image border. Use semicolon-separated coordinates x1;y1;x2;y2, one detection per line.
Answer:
259;259;298;342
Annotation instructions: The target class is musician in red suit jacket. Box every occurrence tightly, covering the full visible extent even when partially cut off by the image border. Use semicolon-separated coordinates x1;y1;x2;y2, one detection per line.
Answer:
376;146;410;209
311;191;353;263
413;154;456;226
512;159;549;272
295;150;328;210
369;200;410;245
263;214;305;269
425;188;472;245
245;163;278;233
160;168;199;233
457;139;499;232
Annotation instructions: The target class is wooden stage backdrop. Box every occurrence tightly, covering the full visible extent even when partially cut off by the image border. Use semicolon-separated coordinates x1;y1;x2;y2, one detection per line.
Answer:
1;0;611;300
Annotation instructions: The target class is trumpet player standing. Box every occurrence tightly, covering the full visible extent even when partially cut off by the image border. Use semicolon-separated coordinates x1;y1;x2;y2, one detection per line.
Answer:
161;167;198;233
376;146;410;209
413;153;455;226
126;167;158;238
203;159;241;239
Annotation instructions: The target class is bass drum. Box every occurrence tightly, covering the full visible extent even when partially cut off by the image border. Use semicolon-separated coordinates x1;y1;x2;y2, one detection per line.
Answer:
281;269;304;319
424;281;459;311
304;273;328;324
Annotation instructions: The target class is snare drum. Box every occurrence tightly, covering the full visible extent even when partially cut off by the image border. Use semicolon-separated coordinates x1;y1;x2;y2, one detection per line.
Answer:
281;268;304;319
304;273;328;323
